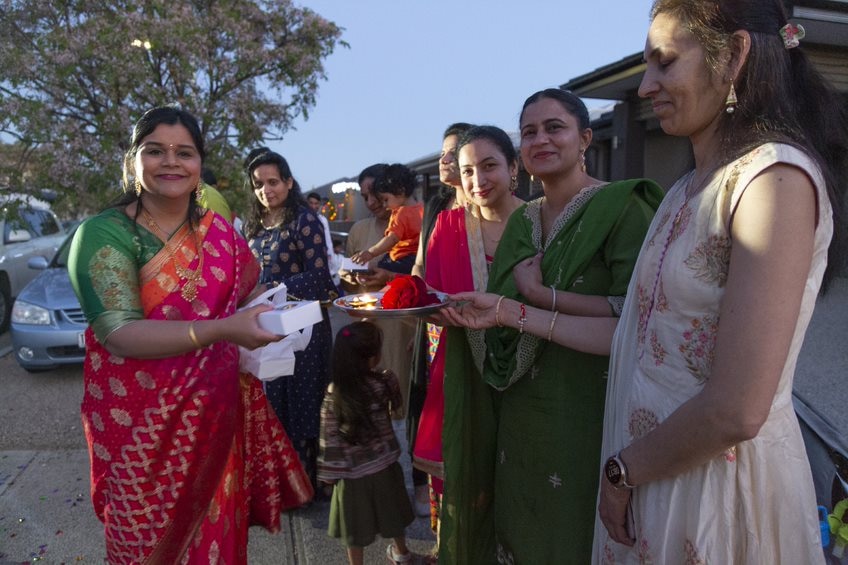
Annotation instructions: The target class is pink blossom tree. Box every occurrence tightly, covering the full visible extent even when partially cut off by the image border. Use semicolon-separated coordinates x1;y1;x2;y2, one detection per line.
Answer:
0;0;345;214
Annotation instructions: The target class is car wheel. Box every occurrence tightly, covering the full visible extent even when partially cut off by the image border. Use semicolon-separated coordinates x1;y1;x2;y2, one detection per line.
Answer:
0;275;10;334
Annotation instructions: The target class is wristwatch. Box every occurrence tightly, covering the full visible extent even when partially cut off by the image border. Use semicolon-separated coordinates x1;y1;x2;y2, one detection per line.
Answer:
604;452;635;489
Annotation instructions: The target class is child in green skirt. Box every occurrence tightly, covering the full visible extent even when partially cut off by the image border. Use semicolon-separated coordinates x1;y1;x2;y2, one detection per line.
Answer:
318;321;415;564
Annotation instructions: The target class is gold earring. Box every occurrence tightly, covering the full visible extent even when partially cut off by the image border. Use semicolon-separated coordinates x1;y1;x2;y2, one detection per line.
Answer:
134;179;142;196
195;180;203;199
510;176;517;193
580;150;587;173
725;81;738;114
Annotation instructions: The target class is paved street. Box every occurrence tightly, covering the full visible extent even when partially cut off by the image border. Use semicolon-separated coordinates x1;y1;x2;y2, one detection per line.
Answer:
0;280;846;563
0;307;436;564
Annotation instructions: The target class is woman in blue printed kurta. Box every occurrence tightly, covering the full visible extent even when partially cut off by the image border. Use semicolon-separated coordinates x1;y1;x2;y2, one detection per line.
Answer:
243;149;339;495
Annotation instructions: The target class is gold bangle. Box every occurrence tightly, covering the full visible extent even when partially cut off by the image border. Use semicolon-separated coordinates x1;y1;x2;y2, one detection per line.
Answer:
547;311;559;341
494;295;506;327
188;321;203;349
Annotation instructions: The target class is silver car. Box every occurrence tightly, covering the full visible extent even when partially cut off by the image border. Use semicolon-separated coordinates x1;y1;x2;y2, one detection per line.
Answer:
11;229;87;372
0;193;66;332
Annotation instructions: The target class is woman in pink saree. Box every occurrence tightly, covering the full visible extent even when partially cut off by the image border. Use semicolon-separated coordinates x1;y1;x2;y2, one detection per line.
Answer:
69;107;312;564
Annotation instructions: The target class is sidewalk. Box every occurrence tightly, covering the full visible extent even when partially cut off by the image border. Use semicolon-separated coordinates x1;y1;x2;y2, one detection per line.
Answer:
0;307;436;564
0;425;435;564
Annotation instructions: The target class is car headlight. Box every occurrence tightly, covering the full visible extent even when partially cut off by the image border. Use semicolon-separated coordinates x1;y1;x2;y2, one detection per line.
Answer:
11;300;52;325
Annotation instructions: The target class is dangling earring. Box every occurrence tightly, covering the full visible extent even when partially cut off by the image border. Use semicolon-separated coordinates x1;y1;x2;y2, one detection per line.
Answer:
134;179;143;196
509;176;517;194
725;81;738;114
195;180;203;199
580;150;587;173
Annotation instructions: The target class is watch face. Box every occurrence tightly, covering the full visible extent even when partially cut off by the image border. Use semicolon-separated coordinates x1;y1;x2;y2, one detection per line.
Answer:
605;457;622;485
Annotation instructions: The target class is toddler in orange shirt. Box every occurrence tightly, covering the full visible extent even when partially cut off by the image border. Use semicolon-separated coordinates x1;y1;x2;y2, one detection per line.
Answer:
351;163;422;274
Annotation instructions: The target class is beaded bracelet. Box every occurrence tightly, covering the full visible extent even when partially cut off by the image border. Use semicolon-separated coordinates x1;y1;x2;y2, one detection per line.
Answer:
547;311;559;341
550;285;557;311
517;303;527;334
495;295;506;327
188;321;203;349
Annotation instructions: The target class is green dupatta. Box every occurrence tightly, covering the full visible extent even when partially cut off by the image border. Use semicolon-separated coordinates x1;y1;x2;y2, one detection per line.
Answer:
439;179;663;564
484;179;664;390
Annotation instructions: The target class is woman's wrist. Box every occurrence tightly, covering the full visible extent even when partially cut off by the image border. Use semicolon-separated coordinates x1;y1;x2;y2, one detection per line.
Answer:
188;321;203;349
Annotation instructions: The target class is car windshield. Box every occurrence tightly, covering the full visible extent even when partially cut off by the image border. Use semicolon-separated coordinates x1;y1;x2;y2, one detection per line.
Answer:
52;227;78;268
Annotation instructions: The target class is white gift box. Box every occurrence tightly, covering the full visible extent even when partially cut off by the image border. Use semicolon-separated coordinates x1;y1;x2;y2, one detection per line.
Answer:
257;300;323;335
339;256;370;272
238;284;320;381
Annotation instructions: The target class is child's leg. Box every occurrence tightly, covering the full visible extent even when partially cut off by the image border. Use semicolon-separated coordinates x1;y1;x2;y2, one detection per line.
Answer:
346;545;363;565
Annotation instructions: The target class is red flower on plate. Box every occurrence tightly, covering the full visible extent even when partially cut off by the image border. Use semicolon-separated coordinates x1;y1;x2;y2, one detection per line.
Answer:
381;275;441;309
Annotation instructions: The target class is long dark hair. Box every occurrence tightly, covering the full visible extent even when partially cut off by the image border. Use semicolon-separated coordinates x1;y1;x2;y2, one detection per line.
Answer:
456;125;518;167
519;88;591;131
330;322;383;445
242;150;306;238
113;106;206;227
651;0;848;287
437;122;474;200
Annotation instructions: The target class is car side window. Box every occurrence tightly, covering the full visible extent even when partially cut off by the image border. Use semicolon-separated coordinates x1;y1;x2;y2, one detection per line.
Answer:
4;213;30;241
21;209;60;237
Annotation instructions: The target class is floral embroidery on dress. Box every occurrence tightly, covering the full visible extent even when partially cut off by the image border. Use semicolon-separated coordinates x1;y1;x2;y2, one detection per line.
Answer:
669;204;692;243
629;408;659;440
683;539;706;565
637;538;653;564
650;330;667;366
602;543;616;565
648;210;672;247
679;314;718;382
636;283;652;346
655;279;668;312
684;234;731;286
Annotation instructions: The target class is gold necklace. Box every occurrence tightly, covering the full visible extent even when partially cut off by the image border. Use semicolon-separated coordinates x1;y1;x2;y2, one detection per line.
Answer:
141;208;204;301
141;207;177;240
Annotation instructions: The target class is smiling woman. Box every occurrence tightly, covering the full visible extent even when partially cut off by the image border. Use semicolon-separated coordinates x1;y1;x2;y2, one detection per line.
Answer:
438;92;664;564
67;106;313;564
241;148;339;498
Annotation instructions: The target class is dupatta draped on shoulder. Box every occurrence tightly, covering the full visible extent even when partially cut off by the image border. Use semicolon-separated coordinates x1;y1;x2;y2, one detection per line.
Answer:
484;179;664;390
439;179;663;564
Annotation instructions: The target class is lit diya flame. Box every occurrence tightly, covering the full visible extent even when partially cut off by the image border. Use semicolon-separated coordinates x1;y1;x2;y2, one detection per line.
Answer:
348;294;379;309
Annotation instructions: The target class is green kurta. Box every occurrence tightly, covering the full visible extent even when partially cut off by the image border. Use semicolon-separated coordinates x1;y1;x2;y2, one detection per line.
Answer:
439;179;663;564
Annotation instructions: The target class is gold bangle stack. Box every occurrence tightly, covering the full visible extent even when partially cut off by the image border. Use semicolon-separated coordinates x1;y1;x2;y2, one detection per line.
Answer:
188;321;203;349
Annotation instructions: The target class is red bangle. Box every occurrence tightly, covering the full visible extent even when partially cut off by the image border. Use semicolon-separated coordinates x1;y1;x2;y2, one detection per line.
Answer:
518;303;527;334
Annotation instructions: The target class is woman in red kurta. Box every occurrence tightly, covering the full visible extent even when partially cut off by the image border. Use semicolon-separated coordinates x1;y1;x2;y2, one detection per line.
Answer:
413;126;523;536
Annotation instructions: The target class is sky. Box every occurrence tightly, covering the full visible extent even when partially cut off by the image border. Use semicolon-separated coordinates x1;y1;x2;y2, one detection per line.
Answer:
273;0;655;191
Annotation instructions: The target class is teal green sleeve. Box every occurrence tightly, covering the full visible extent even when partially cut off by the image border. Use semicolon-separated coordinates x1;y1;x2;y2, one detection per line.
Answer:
68;211;145;343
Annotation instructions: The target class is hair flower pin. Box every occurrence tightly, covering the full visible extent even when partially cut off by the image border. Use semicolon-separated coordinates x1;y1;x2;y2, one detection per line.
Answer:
341;327;351;337
779;22;805;49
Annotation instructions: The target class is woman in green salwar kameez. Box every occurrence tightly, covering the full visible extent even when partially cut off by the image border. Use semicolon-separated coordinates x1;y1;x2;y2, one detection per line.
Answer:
438;89;663;564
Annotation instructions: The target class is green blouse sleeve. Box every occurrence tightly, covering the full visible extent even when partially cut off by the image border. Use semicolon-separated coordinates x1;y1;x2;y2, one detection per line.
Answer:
68;210;147;343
